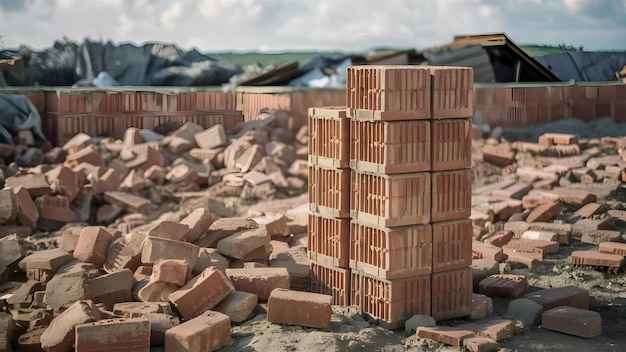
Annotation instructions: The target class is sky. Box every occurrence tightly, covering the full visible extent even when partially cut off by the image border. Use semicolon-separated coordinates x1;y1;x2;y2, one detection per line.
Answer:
0;0;624;53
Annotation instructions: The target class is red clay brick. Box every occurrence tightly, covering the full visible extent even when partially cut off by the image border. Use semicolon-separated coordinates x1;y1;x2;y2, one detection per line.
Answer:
352;270;430;329
431;267;472;321
599;242;626;256
151;259;188;286
310;261;351;306
433;219;473;273
415;326;475;346
350;119;430;174
103;232;143;274
146;221;189;241
195;124;228;150
479;274;528;298
461;318;516;341
253;214;289;238
431;169;472;222
541;306;601;338
308;166;350;218
267;288;333;329
522;189;560;209
93;167;122;194
88;269;135;310
36;194;75;223
570;250;625;269
550;187;597;205
504;238;559;256
521;230;558;242
225;267;290;300
168;267;235;320
73;226;115;268
463;336;498;352
307;214;349;267
214;291;258;323
18;248;72;272
470;293;493;320
503;249;540;270
581;229;622;244
472;240;505;262
217;227;271;260
40;300;101;352
349;221;431;279
165;310;231;352
5;173;51;197
351;170;430;227
482;144;515;166
13;186;39;230
538;133;578;146
525;285;589;310
431;118;472;171
75;317;150;352
482;230;513;247
308;106;350;168
346;65;431;120
525;200;563;223
491;182;532;200
430;66;473;119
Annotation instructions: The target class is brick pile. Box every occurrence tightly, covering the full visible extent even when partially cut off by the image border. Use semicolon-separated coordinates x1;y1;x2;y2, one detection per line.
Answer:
309;65;474;328
0;110;325;350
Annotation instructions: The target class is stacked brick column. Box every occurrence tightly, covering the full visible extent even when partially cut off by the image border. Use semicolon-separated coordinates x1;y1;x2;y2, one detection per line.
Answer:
309;65;474;329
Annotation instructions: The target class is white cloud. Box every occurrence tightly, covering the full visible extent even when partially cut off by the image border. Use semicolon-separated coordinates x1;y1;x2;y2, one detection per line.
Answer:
0;0;624;52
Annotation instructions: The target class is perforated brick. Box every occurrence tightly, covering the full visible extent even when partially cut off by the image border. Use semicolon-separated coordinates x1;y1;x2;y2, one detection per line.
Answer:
308;166;350;218
308;106;350;168
431;118;472;171
307;214;350;268
310;261;351;306
349;221;431;279
431;267;473;321
350;119;430;174
351;170;430;227
351;270;430;329
346;65;431;120
430;66;474;119
431;169;472;222
433;219;473;273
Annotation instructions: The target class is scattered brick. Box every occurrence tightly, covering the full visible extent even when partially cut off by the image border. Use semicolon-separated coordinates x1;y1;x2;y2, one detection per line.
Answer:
13;186;39;229
461;318;516;341
5;173;51;197
18;248;72;273
141;237;199;276
525;200;563;223
168;267;235;320
503;249;540;270
37;194;76;223
40;299;101;352
541;306;601;338
570;250;625;269
550;187;597;205
151;259;188;286
197;217;259;248
599;242;626;256
180;208;216;243
217;227;271;260
482;230;513;247
74;317;150;351
504;238;559;256
463;336;499;352
225;267;290;300
581;229;622;244
267;288;332;329
472;240;505;262
470;294;493;321
88;269;136;310
103;232;144;274
525;286;589;310
165;310;231;352
479;274;528;298
214;290;258;323
415;326;476;346
73;226;116;268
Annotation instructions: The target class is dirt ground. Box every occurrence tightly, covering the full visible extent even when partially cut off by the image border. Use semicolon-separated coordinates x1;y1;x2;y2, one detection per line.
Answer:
16;117;626;352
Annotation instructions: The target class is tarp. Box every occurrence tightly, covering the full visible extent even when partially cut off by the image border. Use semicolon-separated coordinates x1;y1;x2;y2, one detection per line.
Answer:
0;94;46;145
0;39;241;87
535;51;626;81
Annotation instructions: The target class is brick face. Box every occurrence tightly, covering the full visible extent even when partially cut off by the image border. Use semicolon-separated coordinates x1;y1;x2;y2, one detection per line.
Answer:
308;166;350;219
350;171;431;227
431;119;472;171
431;267;472;321
307;215;350;268
430;66;474;119
432;219;473;273
310;261;351;306
349;221;432;279
351;270;431;329
431;169;472;222
308;107;350;168
350;120;430;174
347;65;431;120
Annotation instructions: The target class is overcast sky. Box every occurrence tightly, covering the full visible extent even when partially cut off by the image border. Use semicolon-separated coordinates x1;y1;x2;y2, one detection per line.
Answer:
0;0;624;52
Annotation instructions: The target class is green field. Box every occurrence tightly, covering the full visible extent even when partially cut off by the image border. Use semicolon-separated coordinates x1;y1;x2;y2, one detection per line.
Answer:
206;44;571;68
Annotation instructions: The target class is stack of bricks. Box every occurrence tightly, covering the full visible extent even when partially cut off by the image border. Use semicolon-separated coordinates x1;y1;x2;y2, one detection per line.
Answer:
309;65;474;329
